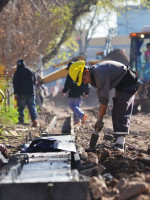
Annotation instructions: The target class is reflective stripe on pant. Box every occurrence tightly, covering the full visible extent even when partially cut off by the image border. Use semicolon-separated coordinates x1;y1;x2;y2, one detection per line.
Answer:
112;89;135;135
68;97;84;123
114;132;128;136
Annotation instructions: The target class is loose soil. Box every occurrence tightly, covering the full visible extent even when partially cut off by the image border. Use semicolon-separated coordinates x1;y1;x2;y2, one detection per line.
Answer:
45;94;150;199
1;93;150;199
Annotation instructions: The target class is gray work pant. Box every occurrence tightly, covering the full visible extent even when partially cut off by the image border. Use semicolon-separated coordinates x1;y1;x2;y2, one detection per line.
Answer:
112;87;136;137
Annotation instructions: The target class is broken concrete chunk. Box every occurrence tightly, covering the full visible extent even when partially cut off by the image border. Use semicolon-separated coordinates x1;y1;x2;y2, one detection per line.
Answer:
119;182;149;200
131;194;150;200
145;174;150;183
116;178;127;191
80;164;105;177
89;176;108;199
9;130;19;136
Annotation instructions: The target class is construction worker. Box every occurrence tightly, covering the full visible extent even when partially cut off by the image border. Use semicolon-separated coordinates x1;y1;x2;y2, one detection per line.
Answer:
144;42;150;80
13;60;38;127
68;60;138;153
35;74;48;111
62;62;89;125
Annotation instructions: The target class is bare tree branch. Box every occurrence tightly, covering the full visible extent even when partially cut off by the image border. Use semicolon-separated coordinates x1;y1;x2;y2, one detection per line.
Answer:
29;0;47;19
42;0;98;64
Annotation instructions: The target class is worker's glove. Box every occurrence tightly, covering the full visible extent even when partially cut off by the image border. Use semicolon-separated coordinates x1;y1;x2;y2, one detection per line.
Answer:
95;117;104;132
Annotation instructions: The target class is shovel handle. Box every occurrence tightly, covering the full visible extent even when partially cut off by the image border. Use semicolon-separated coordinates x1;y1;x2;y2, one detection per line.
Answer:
95;127;99;134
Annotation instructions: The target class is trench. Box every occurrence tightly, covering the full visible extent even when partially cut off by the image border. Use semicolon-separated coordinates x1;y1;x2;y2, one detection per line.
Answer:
0;112;89;200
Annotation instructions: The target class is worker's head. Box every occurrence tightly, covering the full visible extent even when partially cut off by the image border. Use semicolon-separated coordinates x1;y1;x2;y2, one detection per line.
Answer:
68;60;91;86
0;89;5;107
82;68;91;84
17;60;25;68
68;60;85;86
146;43;150;50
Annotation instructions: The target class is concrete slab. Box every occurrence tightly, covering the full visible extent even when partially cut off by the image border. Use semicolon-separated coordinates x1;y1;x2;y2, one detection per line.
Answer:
0;182;89;200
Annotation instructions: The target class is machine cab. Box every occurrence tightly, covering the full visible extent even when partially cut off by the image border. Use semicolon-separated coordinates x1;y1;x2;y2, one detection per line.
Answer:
130;27;150;81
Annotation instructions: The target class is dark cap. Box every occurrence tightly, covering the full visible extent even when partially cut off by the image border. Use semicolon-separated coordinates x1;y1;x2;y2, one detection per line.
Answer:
17;60;25;67
67;62;73;70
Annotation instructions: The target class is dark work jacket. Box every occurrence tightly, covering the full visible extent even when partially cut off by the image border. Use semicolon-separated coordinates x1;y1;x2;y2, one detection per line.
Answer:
63;74;89;98
13;65;36;95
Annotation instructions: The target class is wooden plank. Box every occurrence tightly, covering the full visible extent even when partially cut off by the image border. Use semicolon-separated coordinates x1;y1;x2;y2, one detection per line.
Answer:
42;66;68;84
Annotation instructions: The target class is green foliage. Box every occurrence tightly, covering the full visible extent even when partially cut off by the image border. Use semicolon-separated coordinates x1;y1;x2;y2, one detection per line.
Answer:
141;0;150;8
45;4;73;55
0;96;30;126
45;36;79;68
0;105;18;125
64;37;79;52
0;80;30;127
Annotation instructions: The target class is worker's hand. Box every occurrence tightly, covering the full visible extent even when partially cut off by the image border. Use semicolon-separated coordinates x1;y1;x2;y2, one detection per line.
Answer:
62;93;65;96
44;90;47;96
83;94;88;99
95;117;104;132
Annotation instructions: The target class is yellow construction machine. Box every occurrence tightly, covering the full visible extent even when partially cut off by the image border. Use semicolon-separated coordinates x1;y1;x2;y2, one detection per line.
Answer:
42;53;87;84
42;49;129;84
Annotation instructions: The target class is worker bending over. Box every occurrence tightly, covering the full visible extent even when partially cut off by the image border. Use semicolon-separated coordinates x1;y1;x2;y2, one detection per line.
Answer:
68;60;138;153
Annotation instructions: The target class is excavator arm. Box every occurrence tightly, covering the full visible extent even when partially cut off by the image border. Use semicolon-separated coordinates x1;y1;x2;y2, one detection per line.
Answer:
42;54;86;84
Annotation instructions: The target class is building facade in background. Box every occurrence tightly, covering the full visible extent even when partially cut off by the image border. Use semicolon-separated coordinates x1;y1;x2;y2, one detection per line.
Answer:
117;6;150;35
86;6;150;61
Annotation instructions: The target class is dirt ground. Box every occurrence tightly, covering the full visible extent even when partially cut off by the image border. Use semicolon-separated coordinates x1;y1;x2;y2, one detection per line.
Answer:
1;92;150;199
47;93;150;200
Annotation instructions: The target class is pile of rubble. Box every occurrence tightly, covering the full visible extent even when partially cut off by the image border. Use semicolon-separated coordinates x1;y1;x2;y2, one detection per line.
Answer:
74;107;150;200
89;173;150;200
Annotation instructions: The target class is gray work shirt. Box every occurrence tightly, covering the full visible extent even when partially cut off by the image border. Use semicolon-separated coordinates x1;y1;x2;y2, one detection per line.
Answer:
91;60;127;105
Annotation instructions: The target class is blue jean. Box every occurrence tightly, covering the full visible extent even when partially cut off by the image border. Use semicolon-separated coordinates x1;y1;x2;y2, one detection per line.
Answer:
68;97;84;123
17;94;38;122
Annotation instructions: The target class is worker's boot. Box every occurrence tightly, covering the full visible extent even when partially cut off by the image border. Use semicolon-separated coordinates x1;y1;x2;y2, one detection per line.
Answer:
85;133;99;152
32;119;39;127
18;117;24;124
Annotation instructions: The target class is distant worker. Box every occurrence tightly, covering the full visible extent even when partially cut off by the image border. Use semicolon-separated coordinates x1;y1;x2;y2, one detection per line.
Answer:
13;60;38;127
36;74;48;111
144;43;150;80
62;62;90;125
69;60;138;153
145;43;150;63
